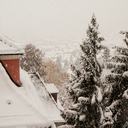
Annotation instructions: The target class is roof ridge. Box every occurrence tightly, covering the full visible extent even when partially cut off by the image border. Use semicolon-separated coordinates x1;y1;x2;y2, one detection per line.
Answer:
0;34;24;54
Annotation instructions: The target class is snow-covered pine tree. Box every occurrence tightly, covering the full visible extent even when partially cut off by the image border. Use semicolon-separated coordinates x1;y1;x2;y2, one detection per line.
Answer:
20;44;46;77
60;14;104;128
120;31;128;47
56;56;62;71
101;47;128;128
63;59;69;71
98;32;128;128
102;47;111;62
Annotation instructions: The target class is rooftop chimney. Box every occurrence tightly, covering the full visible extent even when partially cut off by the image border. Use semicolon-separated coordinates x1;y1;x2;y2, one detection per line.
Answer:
0;34;24;87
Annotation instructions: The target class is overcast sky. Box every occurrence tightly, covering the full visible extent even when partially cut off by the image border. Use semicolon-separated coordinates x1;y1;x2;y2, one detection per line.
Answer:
0;0;128;44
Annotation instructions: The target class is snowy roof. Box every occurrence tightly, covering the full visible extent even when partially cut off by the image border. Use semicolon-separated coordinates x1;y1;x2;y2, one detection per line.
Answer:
30;74;65;123
0;63;53;128
0;34;24;54
45;83;59;93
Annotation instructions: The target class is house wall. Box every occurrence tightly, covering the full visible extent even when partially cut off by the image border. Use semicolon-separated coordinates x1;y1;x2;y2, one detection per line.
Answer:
55;122;66;127
1;59;20;86
51;93;57;102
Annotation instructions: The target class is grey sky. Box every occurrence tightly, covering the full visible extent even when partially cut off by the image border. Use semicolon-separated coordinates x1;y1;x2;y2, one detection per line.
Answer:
0;0;128;44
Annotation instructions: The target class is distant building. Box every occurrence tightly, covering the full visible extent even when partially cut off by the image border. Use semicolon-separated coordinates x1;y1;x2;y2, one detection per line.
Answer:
45;83;59;103
0;34;54;128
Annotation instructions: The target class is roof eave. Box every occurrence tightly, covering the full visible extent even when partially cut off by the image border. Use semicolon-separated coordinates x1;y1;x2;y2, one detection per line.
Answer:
0;54;23;60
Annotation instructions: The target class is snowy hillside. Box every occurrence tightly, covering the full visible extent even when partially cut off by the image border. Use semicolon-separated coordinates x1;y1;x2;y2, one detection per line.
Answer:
20;34;127;73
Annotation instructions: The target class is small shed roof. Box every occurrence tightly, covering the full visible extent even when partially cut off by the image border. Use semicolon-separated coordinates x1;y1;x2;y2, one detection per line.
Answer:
45;83;59;93
0;34;24;55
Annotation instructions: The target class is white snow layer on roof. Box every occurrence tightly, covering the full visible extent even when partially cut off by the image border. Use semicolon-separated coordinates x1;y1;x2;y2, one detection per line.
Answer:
30;74;65;123
0;63;53;128
0;34;24;54
45;83;59;93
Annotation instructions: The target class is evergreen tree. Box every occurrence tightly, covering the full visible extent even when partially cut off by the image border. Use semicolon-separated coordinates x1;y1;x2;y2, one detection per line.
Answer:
120;31;128;47
74;56;81;68
63;59;69;71
101;46;128;128
20;44;46;77
96;32;128;128
70;55;73;63
59;18;128;128
60;14;104;128
56;56;62;71
102;47;110;62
